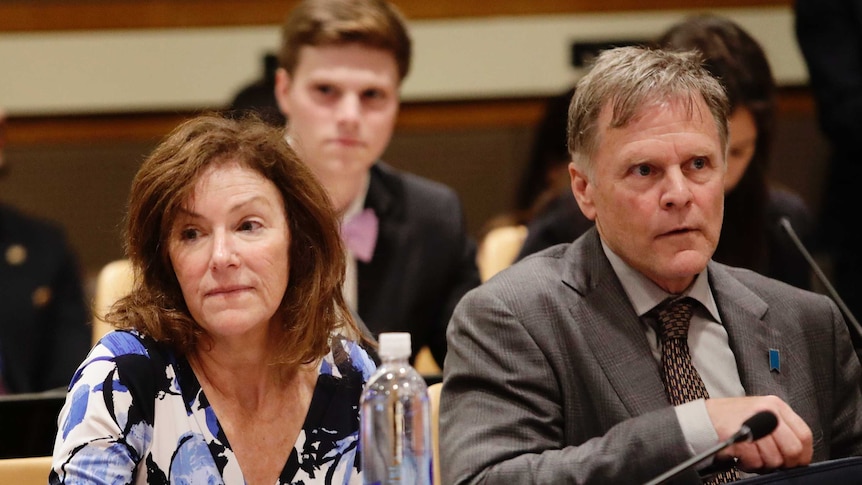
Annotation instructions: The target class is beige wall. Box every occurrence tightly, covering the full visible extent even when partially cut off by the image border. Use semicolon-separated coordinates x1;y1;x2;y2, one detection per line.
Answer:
1;7;805;115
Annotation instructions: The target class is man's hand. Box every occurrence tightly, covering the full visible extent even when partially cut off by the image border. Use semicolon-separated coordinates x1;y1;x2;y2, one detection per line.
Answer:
706;395;813;471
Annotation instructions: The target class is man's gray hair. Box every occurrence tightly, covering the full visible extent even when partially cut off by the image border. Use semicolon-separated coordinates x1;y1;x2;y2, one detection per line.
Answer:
567;46;730;178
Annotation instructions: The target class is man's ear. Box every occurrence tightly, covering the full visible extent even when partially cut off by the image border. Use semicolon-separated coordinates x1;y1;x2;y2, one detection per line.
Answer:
274;68;292;119
569;162;597;221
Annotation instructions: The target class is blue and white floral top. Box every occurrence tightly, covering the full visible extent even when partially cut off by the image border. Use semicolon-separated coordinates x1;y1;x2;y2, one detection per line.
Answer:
50;330;376;484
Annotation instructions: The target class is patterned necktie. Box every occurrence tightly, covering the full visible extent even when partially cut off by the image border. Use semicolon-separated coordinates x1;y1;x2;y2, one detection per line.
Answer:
657;297;740;484
341;208;379;263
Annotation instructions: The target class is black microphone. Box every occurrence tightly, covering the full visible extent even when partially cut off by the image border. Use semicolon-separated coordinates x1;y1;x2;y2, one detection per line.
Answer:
778;217;862;347
643;411;778;485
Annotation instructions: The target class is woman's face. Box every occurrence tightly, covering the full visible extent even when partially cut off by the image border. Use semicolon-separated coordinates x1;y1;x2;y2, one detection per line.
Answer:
168;161;290;343
724;107;758;192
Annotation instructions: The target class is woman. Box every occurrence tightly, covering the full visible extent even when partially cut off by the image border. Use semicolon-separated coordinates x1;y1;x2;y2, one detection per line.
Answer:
658;14;814;289
51;114;375;484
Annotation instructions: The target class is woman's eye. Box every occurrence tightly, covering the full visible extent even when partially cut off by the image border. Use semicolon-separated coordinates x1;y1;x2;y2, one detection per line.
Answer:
238;220;262;232
179;228;199;241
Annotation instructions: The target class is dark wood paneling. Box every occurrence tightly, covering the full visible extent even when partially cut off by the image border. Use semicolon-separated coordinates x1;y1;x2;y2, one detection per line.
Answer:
776;86;817;115
3;88;812;147
4;99;550;147
0;0;791;32
5;112;194;146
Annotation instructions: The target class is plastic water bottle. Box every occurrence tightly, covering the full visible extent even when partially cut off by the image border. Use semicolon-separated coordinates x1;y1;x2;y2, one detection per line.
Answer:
360;332;432;485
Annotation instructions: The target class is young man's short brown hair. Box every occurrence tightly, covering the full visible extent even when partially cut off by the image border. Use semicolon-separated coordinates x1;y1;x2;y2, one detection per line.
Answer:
278;0;412;81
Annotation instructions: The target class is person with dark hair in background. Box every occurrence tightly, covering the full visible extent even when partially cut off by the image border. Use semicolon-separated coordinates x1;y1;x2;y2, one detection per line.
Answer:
51;114;376;484
442;45;862;484
659;15;814;289
227;53;286;127
0;108;91;394
795;0;862;330
273;0;480;367
515;87;577;218
507;85;593;263
475;87;593;282
516;15;814;292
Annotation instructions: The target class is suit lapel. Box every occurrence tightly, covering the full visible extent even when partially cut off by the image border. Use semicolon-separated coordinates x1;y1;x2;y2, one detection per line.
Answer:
563;230;671;417
563;238;789;417
709;263;786;400
357;164;407;325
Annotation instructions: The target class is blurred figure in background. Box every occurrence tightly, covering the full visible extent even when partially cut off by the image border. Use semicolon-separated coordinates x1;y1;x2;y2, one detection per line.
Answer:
659;14;813;289
273;0;480;367
505;87;593;265
476;87;592;281
227;53;286;127
515;15;814;291
515;87;577;220
795;0;862;328
0;108;90;394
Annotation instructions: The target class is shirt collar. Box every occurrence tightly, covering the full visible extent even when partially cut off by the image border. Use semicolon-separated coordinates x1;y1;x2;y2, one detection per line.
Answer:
600;240;721;322
342;172;371;221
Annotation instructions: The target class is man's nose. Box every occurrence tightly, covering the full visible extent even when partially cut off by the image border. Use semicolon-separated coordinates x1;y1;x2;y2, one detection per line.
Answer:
336;94;361;123
660;168;693;209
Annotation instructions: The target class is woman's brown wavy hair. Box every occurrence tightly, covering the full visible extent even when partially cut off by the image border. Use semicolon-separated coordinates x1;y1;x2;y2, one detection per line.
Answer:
106;113;357;368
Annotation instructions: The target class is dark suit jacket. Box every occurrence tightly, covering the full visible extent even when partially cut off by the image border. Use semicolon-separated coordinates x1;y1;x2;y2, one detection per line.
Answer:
357;163;480;365
442;228;862;484
0;204;90;393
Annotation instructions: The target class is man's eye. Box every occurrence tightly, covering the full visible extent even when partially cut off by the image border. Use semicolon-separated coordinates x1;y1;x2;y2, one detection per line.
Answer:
363;89;384;100
315;85;335;95
692;157;707;169
635;165;652;176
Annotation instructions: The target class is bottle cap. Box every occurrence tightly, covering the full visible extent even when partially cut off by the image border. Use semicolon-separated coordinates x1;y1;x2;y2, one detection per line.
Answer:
378;332;412;359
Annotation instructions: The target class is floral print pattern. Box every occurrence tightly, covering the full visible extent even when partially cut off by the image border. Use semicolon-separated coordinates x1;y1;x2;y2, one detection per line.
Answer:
51;330;375;484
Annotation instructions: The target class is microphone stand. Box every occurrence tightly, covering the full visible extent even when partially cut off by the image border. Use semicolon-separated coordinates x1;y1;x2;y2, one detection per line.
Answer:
643;426;751;485
778;218;862;349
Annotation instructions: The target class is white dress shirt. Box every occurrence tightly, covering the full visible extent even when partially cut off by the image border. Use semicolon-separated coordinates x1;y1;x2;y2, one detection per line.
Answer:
601;241;746;465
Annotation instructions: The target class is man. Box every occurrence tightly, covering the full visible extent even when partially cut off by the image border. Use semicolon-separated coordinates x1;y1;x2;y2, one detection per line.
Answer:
0;109;91;393
273;0;480;366
517;17;816;295
441;47;862;484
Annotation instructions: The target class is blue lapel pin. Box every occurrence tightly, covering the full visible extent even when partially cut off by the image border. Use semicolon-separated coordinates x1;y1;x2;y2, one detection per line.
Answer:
769;349;780;373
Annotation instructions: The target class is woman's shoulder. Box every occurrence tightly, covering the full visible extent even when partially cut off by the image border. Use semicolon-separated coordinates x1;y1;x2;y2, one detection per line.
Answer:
321;336;377;382
71;329;176;390
89;329;175;367
95;329;158;356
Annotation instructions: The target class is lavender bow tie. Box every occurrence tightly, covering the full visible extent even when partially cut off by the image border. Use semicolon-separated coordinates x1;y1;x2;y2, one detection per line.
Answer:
341;208;379;263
